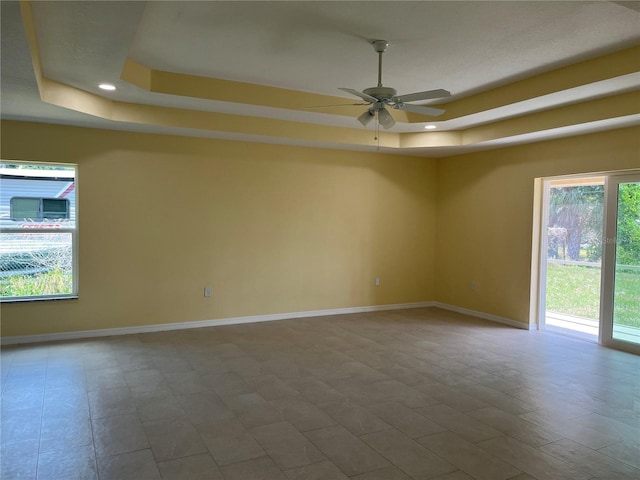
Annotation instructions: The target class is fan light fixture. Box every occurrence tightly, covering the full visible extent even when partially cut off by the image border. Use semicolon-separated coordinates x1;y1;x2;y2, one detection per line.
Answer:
358;110;375;127
377;108;395;129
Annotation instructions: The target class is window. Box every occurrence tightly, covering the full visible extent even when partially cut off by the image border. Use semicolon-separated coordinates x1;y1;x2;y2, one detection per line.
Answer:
0;162;77;301
11;197;70;220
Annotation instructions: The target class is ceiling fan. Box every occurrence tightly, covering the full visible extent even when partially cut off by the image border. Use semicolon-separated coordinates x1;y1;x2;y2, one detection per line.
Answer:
339;40;451;129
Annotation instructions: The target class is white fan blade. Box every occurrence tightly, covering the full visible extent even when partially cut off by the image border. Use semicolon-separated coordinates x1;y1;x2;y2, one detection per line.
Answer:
338;88;378;103
394;89;451;103
396;103;445;117
305;103;369;109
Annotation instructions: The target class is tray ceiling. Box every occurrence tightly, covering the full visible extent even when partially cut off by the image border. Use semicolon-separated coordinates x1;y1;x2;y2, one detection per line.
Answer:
1;1;639;157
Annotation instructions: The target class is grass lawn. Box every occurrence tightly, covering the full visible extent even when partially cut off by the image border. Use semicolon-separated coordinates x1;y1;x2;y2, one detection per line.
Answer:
546;263;640;328
0;269;72;297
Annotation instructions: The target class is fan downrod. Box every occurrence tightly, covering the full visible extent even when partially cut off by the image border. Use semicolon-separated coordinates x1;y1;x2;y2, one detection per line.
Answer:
373;40;389;89
367;39;394;98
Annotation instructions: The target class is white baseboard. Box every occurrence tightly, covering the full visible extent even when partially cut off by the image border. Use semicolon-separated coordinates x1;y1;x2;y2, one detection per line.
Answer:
433;302;534;330
0;301;436;346
1;300;534;346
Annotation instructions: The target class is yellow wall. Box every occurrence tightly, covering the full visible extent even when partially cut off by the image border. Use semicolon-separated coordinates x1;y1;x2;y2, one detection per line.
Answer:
2;122;639;338
0;121;437;337
435;127;640;326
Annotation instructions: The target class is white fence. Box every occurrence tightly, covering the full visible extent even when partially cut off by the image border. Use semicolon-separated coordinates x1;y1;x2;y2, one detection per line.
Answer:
548;258;640;271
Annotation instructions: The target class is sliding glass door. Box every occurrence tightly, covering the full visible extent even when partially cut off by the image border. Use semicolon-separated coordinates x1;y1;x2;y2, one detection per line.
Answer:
600;174;640;353
538;171;639;353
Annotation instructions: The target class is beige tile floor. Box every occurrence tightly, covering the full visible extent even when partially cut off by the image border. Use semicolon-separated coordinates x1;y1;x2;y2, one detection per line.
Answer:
1;307;638;480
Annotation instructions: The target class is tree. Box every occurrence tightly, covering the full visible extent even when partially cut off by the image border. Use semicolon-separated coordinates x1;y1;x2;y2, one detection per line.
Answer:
616;183;640;266
548;185;604;261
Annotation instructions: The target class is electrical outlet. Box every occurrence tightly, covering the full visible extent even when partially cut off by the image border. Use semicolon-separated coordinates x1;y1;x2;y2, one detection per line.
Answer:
204;287;212;297
375;277;381;287
471;281;477;291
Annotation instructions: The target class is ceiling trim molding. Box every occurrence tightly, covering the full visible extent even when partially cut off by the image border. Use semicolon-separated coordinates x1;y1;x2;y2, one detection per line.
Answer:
121;46;640;127
121;59;413;123
416;45;640;122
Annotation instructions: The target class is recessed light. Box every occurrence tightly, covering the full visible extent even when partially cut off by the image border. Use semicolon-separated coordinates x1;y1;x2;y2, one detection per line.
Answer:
424;125;437;130
99;83;116;91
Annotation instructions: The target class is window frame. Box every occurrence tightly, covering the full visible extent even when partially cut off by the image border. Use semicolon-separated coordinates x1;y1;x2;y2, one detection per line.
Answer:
0;161;78;302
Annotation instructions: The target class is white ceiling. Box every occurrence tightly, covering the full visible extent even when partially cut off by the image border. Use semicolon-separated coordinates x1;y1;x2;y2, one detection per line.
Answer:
130;1;637;97
1;1;639;157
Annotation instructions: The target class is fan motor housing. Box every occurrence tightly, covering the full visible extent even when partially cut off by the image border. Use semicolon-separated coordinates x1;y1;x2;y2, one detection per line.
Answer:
363;86;397;101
